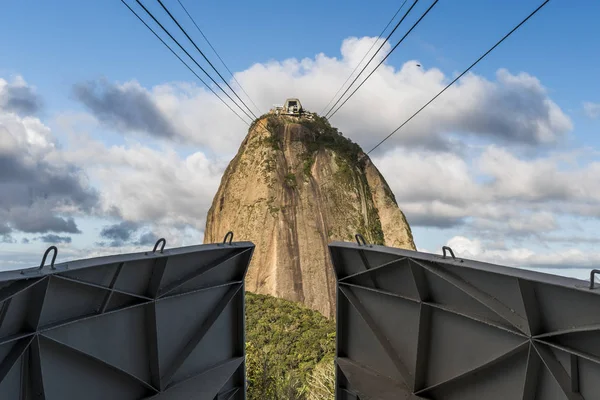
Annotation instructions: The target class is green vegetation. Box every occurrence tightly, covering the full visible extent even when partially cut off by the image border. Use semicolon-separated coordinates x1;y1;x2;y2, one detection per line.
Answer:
333;155;355;189
302;156;314;178
266;197;280;215
300;115;363;166
266;133;282;151
264;116;284;150
284;172;297;189
369;214;385;245
358;173;385;245
249;113;272;133
246;292;336;400
268;205;280;214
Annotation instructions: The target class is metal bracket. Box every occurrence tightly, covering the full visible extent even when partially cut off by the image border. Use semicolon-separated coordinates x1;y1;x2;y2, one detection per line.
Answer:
21;246;58;275
223;231;234;245
355;234;368;246
590;269;600;290
42;246;58;270
442;246;456;260
153;238;166;254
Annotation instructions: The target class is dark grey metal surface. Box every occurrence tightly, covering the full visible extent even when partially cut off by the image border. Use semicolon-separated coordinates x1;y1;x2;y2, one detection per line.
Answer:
0;239;254;399
329;241;600;400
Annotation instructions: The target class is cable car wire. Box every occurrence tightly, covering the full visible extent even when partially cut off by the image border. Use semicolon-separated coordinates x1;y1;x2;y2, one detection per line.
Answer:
176;0;262;116
327;0;439;119
155;0;258;120
320;0;409;116
323;0;421;118
120;0;250;125
315;0;551;192
365;0;552;156
133;0;254;122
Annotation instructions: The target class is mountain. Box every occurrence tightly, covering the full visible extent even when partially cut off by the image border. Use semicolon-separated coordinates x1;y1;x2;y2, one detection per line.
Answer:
204;110;415;318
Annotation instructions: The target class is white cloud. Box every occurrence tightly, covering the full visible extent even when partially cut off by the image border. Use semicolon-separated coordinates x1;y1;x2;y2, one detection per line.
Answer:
0;76;42;115
374;145;600;233
234;39;572;150
0;36;593;273
444;236;600;273
74;37;572;153
583;101;600;119
0;107;98;237
64;133;227;232
60;31;591;248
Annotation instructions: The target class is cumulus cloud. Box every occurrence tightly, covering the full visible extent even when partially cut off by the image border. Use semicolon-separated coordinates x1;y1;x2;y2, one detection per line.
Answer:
37;234;72;244
1;234;15;243
96;218;169;248
0;106;98;235
63;133;227;232
444;236;600;272
137;231;158;246
583;102;600;119
0;37;586;270
374;146;600;233
6;208;81;234
73;79;177;139
70;37;571;153
60;33;580;244
233;37;571;150
0;76;42;115
99;221;139;247
72;78;253;153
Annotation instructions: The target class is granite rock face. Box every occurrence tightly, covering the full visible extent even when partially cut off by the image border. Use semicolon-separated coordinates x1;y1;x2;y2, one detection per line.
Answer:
204;115;415;317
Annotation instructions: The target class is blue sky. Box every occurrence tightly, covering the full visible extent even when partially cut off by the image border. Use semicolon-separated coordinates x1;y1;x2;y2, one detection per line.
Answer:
3;0;599;112
1;0;600;278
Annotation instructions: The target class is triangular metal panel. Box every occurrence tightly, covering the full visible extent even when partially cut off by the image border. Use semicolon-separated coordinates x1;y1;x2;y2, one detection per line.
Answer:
172;290;242;384
420;262;522;333
38;276;106;327
578;357;600;398
448;265;528;325
336;357;412;399
106;291;151;312
158;248;240;293
42;304;152;384
0;241;253;399
38;336;151;400
339;287;404;384
215;366;245;400
425;307;526;388
341;283;420;377
330;241;600;399
420;345;528;400
0;354;23;399
342;257;420;300
58;262;120;288
331;246;404;281
112;258;156;297
543;330;600;362
534;364;568;400
0;341;18;365
155;285;231;377
162;250;250;298
0;281;41;338
149;358;244;400
532;281;600;334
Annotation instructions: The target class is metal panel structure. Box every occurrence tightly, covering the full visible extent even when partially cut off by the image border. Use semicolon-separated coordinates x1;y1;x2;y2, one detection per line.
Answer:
329;240;600;400
0;238;254;400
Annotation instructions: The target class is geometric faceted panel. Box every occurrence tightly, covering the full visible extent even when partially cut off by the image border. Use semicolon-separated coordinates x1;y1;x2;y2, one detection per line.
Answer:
0;240;254;399
329;241;600;400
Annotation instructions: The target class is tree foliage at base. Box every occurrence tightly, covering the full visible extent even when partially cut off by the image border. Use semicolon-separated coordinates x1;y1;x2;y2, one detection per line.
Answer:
245;292;336;400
